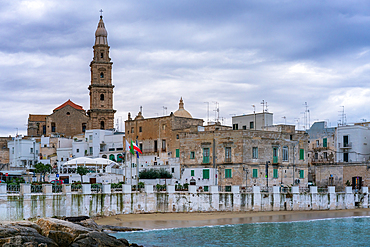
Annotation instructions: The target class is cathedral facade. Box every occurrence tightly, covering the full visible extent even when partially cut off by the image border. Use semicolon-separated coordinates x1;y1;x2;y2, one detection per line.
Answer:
27;16;115;137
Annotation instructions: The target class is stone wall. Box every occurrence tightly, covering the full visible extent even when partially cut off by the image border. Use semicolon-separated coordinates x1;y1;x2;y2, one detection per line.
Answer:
0;184;367;221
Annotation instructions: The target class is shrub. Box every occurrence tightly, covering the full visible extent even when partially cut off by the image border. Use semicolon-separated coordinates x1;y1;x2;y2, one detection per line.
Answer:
139;168;172;179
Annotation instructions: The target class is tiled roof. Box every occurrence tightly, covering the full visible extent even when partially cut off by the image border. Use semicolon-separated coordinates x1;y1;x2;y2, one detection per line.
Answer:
28;114;47;122
53;99;84;112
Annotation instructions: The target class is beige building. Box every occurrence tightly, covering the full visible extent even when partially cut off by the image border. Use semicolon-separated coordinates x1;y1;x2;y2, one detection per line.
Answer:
180;125;309;190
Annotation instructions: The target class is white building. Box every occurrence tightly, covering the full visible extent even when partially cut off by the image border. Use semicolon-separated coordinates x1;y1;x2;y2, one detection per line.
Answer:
8;136;39;170
336;125;370;163
232;112;273;130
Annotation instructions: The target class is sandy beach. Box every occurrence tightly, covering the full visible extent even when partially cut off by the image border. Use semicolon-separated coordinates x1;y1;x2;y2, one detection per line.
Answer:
94;208;370;230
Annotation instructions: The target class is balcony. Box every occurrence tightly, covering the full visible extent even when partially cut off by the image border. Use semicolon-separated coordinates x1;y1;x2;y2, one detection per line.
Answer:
338;142;352;149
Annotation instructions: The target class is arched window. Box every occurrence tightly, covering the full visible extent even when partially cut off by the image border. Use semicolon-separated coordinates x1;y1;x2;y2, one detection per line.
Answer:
100;121;105;129
100;94;104;101
102;154;107;159
100;72;104;78
109;154;115;161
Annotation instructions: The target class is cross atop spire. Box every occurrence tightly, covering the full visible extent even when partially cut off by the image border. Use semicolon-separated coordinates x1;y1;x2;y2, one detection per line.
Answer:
100;9;103;19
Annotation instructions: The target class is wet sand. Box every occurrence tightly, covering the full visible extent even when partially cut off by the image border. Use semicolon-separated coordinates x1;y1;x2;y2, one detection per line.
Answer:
94;208;370;230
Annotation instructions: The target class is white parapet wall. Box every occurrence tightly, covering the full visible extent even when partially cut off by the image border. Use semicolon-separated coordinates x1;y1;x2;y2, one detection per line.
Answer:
0;185;368;221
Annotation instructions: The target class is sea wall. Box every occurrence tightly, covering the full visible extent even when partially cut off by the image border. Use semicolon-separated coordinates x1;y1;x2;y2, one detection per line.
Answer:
0;184;368;221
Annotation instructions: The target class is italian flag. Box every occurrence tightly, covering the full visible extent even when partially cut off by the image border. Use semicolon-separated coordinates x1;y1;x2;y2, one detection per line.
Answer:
130;140;142;155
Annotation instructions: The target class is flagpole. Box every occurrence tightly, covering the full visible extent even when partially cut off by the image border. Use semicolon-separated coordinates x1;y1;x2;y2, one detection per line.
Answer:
136;151;139;192
130;151;132;186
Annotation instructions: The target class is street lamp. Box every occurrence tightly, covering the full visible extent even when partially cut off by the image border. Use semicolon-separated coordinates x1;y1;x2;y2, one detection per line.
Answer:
265;161;270;188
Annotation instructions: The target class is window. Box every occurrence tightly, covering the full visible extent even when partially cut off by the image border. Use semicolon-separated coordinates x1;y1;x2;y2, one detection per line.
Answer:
43;125;46;135
225;169;232;178
250;121;254;129
176;149;180;158
51;122;56;132
162;139;166;151
100;121;104;129
89;147;93;155
30;148;33;154
203;148;210;163
191;170;194;176
343;135;349;147
273;168;278;178
66;112;70;116
243;125;247;130
299;170;304;179
100;52;104;58
282;146;288;161
225;147;231;162
171;168;174;173
139;126;142;132
290;135;293;140
131;127;134;133
76;149;79;153
233;124;238;130
299;149;304;160
323;152;327;159
100;94;104;101
344;152;348;162
225;186;231;192
139;143;143;152
154;140;158;152
162;124;166;130
273;147;278;163
252;147;258;159
82;123;86;133
100;72;104;78
116;148;123;151
190;151;195;159
109;154;115;161
315;153;318;159
204;186;209;192
253;169;258;178
316;140;320;147
176;134;179;139
203;169;210;179
89;135;93;141
12;147;14;154
109;148;115;151
323;138;327;148
61;158;63;161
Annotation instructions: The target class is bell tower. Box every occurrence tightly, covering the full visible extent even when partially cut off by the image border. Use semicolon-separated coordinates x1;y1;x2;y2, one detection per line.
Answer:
87;14;116;130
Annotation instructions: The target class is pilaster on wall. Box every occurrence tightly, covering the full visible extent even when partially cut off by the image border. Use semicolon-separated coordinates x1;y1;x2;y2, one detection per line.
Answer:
209;186;219;211
328;186;336;210
232;186;240;211
345;186;355;209
273;186;280;211
63;185;72;217
122;185;132;214
310;186;318;210
21;184;31;220
292;186;299;211
362;187;369;208
253;186;261;211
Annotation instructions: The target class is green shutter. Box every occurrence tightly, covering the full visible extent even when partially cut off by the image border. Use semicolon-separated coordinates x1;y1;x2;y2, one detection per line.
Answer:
203;148;210;163
300;170;304;178
323;138;327;148
204;186;209;192
225;169;232;178
253;169;258;178
299;149;304;160
273;168;278;178
203;169;210;179
176;149;179;158
191;170;194;176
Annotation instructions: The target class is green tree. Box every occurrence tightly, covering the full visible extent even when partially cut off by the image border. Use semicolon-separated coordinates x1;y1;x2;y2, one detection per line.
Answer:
77;166;89;183
34;162;52;182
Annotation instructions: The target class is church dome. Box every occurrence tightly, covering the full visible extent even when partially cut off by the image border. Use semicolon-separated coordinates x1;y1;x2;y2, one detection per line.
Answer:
95;16;108;45
174;97;192;118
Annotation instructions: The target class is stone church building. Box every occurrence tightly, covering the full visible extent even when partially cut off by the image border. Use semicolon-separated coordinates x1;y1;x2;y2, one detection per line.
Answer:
27;15;115;138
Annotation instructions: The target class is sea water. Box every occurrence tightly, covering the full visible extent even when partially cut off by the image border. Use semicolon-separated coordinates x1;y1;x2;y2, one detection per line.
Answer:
111;217;370;246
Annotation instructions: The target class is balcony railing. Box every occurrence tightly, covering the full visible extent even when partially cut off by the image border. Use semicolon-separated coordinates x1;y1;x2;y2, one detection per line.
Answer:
338;142;352;149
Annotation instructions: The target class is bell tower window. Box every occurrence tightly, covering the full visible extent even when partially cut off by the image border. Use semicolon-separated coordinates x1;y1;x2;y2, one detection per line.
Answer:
101;52;104;58
100;94;104;101
100;72;104;78
100;121;105;129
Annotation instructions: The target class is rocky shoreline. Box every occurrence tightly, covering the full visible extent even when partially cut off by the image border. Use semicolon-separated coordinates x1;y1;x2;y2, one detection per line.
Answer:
0;217;143;246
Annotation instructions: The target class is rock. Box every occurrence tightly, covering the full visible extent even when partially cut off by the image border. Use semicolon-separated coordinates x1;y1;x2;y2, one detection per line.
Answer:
70;232;129;247
64;216;90;223
76;219;103;232
100;225;142;232
47;230;74;247
36;218;92;240
118;238;130;245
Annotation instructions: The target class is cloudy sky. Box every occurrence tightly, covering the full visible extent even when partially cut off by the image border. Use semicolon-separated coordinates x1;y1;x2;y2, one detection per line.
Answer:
1;0;370;137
